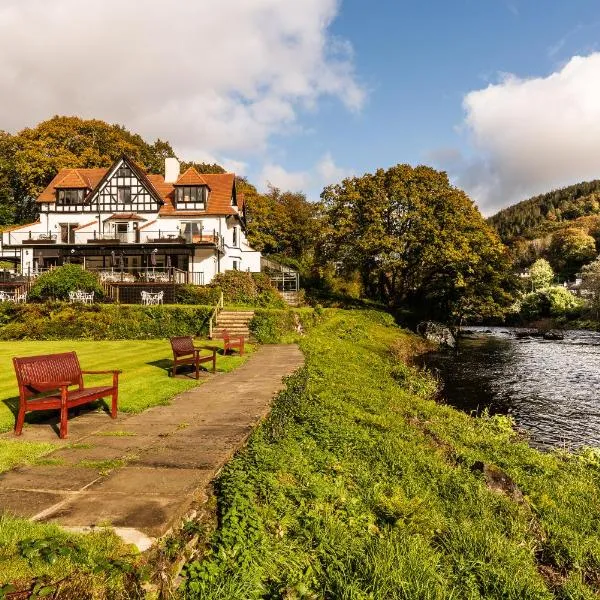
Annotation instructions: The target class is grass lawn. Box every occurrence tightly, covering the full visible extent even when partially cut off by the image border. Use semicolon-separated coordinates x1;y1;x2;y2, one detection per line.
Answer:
0;339;252;478
0;339;252;436
0;338;253;594
182;309;600;599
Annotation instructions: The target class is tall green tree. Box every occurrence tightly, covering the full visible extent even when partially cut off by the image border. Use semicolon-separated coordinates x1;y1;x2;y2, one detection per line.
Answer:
245;185;322;265
580;256;600;319
548;227;596;278
529;258;554;290
321;164;514;322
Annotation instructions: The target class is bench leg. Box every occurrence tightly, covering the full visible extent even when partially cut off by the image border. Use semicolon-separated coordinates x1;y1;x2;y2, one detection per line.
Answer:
195;358;200;380
14;404;25;436
59;405;68;439
111;389;118;419
212;351;216;373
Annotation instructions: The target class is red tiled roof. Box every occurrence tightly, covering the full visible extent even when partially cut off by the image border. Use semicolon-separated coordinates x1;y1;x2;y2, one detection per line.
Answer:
3;220;40;232
37;162;237;216
139;219;157;231
54;170;89;189
38;168;107;202
151;172;237;216
175;167;209;187
104;213;147;221
74;220;98;231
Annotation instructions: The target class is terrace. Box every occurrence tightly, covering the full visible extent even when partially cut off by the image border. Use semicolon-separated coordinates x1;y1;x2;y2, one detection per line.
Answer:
2;228;224;251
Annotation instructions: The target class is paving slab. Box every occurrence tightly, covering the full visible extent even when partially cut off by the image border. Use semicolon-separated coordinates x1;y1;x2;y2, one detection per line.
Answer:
0;466;102;492
0;490;66;518
0;344;303;545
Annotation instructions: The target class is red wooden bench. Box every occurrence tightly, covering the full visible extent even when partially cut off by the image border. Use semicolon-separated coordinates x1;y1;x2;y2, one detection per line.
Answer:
170;337;217;379
221;329;245;356
13;352;121;439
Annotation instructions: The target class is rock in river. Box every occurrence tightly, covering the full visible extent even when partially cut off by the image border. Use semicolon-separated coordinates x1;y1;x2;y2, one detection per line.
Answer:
543;329;564;340
417;321;456;348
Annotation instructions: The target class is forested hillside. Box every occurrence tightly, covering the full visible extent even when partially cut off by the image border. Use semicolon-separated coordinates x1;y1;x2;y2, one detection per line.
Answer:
488;180;600;243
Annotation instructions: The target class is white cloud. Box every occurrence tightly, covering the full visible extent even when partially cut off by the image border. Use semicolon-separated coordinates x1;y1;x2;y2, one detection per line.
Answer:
450;53;600;215
0;0;364;164
259;152;351;197
260;163;311;192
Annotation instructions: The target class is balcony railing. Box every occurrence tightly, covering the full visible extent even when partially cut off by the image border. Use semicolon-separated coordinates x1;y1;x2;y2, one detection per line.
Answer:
3;231;58;245
88;266;204;286
3;228;225;251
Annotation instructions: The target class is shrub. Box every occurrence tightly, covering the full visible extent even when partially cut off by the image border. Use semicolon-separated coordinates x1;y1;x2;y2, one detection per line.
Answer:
175;284;222;305
520;286;584;320
249;308;322;343
209;271;286;308
29;265;104;301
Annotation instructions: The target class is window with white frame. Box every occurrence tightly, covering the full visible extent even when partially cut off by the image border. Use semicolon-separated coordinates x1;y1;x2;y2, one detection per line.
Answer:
57;189;85;205
175;186;207;209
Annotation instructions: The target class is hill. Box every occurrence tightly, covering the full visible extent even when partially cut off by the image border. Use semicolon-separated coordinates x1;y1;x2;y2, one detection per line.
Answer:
488;180;600;243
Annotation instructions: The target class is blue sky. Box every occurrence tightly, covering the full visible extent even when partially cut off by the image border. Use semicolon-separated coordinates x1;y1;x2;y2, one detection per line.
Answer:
3;0;600;214
258;0;600;212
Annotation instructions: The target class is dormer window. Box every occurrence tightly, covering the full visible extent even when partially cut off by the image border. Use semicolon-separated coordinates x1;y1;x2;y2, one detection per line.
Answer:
175;186;207;210
57;189;85;205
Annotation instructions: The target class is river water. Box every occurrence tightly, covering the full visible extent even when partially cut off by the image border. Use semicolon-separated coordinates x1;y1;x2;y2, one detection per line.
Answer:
422;327;600;450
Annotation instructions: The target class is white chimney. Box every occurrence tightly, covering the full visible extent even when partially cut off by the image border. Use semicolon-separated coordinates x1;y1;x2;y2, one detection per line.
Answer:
164;157;180;183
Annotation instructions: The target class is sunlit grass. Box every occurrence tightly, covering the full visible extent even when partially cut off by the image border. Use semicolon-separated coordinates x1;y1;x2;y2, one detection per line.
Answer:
0;339;253;434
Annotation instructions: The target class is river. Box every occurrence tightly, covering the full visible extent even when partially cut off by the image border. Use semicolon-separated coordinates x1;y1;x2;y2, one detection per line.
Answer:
422;327;600;450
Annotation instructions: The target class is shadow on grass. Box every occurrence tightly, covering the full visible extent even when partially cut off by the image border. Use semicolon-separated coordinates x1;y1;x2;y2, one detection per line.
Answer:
1;395;114;438
146;359;210;379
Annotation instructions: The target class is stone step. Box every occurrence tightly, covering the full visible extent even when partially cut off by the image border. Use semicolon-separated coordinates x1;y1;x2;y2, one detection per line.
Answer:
217;315;254;321
216;318;254;325
212;329;251;339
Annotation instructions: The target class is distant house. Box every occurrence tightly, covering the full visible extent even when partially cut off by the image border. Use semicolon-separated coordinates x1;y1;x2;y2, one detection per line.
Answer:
1;156;261;284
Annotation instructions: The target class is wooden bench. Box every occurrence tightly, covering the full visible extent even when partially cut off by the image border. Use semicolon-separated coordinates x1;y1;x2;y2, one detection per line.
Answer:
221;329;245;356
13;352;121;439
170;337;217;379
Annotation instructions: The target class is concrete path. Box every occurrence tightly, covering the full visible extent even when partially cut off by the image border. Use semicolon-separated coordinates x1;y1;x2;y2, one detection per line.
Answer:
0;345;303;549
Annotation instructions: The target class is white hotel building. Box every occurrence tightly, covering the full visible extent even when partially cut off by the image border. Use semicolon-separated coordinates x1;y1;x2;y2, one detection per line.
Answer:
1;156;261;285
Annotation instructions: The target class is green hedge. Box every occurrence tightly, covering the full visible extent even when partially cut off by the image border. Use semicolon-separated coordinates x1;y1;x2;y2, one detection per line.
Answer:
0;303;212;340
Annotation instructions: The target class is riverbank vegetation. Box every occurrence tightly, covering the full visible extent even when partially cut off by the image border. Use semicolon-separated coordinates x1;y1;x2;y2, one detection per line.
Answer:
182;309;600;599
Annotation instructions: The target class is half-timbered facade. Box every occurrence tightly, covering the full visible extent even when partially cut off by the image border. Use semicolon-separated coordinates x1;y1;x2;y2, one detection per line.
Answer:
1;157;261;284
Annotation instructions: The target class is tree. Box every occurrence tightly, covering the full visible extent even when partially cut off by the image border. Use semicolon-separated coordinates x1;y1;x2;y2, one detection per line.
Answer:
179;161;225;174
580;256;600;319
548;227;596;278
321;164;514;322
529;258;554;290
245;185;322;263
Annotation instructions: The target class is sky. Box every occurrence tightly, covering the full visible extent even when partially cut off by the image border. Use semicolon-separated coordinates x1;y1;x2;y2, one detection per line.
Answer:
2;0;600;215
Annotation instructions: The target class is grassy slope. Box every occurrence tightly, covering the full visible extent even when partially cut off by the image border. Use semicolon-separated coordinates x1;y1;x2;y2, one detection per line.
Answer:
183;310;600;599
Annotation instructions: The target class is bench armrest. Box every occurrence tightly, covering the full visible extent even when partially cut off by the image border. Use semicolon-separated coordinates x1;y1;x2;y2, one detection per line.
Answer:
81;370;123;375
